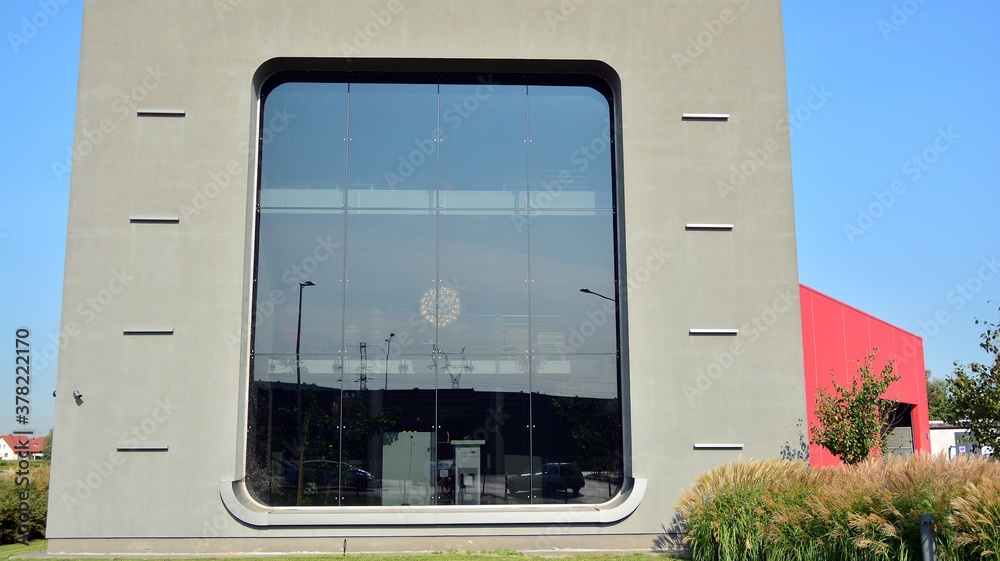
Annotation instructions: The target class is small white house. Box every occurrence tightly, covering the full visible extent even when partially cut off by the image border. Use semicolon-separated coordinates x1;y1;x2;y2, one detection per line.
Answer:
0;434;46;461
928;421;992;457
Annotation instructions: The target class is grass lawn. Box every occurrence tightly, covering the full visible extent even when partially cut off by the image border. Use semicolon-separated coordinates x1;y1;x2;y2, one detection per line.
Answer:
0;541;47;559
0;542;686;561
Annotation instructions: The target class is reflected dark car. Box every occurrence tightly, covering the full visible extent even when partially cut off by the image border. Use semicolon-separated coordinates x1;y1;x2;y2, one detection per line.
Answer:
285;460;375;493
505;462;585;495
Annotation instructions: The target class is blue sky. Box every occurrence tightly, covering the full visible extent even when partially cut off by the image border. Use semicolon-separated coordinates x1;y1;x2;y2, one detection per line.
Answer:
1;2;998;435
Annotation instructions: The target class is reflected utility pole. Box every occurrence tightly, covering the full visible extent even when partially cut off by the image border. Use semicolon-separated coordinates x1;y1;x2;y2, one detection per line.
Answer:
384;332;395;390
579;287;615;302
295;280;315;506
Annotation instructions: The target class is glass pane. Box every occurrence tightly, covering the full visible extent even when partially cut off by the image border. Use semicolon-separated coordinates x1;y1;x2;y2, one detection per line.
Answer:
383;352;437;392
343;211;436;375
254;210;345;355
260;82;347;207
438;212;529;355
251;76;623;509
435;361;531;505
246;353;349;507
438;84;527;209
531;354;621;505
533;353;619;400
347;83;438;209
530;211;617;355
332;387;395;506
528;86;613;210
342;212;437;505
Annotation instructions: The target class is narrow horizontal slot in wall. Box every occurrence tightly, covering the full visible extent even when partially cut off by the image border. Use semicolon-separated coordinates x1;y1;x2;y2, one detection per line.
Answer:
123;329;174;336
693;443;744;450
689;328;739;336
117;445;169;452
136;109;186;118
681;113;730;122
685;223;734;231
129;216;180;224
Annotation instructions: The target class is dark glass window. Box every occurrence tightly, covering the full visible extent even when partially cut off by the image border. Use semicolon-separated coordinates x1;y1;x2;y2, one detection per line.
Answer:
247;73;622;507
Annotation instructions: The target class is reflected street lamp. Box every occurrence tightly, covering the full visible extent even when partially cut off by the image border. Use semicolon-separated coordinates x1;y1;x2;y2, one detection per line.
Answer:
295;280;315;506
384;332;395;391
580;287;616;302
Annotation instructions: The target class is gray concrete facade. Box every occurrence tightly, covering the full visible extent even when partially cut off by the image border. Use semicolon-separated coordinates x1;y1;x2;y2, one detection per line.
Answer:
48;0;805;553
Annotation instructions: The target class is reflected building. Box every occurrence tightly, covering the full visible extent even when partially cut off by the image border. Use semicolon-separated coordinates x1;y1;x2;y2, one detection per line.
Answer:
48;0;809;554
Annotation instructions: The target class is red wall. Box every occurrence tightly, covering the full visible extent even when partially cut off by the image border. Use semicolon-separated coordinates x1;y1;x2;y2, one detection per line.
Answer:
800;285;930;467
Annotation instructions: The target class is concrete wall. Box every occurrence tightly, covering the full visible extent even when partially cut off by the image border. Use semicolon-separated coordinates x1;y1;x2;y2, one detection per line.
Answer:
48;0;805;553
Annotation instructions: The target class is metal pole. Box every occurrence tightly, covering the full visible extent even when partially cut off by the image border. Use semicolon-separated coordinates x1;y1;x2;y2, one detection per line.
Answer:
384;332;395;390
295;281;314;505
579;288;615;302
920;513;936;561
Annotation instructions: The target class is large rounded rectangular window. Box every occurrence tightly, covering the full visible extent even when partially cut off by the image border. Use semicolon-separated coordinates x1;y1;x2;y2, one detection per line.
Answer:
247;70;623;508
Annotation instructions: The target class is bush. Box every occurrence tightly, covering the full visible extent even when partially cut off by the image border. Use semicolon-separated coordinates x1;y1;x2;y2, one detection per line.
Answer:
676;459;817;561
0;462;49;544
676;455;1000;561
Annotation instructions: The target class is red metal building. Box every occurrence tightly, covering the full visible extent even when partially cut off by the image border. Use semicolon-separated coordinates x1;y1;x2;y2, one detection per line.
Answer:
800;285;930;467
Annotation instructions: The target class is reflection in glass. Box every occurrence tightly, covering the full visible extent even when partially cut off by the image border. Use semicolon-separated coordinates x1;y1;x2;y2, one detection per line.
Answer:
254;210;345;355
247;76;622;508
438;212;529;355
530;211;617;355
528;86;613;210
438;85;527;209
260;82;348;206
348;83;438;208
343;211;436;381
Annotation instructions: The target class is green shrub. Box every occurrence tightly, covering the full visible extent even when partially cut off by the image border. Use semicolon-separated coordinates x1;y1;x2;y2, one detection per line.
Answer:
677;459;815;561
0;462;48;544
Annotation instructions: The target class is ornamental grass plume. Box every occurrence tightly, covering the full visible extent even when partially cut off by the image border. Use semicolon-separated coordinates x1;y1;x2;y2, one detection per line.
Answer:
675;454;1000;561
951;463;1000;559
877;454;993;557
803;458;893;560
676;458;813;561
797;455;996;559
760;464;833;561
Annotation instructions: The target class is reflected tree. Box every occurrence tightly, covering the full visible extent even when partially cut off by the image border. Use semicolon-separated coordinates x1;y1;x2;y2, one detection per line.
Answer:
552;396;619;472
334;392;401;463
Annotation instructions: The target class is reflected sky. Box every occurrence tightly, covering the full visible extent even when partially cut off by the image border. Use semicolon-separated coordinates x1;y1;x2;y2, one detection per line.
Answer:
253;79;619;400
